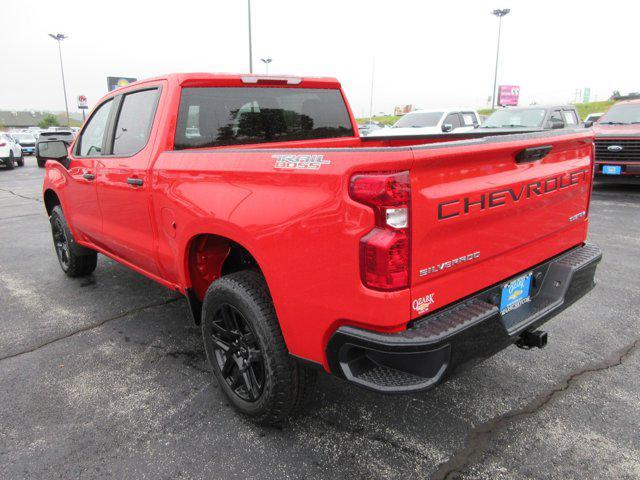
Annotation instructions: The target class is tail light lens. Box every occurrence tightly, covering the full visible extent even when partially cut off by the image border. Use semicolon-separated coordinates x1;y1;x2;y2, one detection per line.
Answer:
350;171;410;291
0;142;6;147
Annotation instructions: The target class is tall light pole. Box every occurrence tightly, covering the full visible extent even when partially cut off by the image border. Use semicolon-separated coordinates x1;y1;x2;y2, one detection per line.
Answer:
490;9;510;110
261;58;272;74
247;0;253;73
49;33;70;126
368;58;375;124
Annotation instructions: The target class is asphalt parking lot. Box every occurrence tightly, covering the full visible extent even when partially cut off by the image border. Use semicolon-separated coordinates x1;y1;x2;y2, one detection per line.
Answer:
1;156;639;480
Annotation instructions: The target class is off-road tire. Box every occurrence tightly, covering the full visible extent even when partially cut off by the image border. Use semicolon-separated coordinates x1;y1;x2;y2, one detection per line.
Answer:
201;270;316;426
50;205;98;277
17;152;24;167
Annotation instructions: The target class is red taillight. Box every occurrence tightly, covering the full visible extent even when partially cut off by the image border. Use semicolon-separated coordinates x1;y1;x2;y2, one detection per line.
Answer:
0;142;6;147
350;171;410;291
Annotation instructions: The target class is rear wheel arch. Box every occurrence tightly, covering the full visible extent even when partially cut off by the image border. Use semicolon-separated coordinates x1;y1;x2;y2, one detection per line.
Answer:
184;233;266;324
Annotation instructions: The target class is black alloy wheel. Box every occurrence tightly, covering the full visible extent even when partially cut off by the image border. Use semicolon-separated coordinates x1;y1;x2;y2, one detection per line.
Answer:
208;303;265;402
51;214;71;271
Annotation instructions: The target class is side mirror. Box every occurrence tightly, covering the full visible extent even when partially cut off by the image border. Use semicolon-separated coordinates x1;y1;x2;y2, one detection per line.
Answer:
442;123;453;133
584;121;594;128
36;140;70;167
549;119;565;129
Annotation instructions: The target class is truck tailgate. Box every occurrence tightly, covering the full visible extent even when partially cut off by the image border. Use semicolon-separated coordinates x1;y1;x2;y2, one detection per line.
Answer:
409;130;594;319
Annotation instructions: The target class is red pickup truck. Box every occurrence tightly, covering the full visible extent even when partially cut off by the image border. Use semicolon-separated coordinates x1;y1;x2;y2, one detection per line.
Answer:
40;73;601;425
592;99;640;182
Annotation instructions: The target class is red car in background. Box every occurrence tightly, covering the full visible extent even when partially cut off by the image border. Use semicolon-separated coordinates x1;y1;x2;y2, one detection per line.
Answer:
593;99;640;183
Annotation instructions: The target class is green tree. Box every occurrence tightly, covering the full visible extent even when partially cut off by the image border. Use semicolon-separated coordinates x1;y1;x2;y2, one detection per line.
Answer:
38;114;60;129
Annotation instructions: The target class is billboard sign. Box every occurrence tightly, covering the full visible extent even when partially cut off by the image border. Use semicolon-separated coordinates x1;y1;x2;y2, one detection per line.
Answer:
107;76;137;91
394;105;413;116
77;95;88;109
498;85;520;106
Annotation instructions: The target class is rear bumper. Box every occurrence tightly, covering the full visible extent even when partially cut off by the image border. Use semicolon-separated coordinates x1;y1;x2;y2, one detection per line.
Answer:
326;243;602;393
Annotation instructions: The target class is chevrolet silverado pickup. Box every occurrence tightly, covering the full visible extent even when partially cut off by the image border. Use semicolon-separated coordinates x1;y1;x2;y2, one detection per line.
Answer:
592;99;640;183
39;73;601;425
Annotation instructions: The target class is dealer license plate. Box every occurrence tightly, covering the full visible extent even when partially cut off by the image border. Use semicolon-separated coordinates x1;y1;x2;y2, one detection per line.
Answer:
499;273;532;314
602;165;622;175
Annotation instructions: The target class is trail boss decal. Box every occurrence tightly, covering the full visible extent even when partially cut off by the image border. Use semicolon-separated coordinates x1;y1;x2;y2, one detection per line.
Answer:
437;168;589;220
412;293;435;314
273;154;330;170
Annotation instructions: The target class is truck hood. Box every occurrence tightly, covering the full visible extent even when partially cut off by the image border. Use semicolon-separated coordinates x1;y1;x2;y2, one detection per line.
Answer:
593;124;640;138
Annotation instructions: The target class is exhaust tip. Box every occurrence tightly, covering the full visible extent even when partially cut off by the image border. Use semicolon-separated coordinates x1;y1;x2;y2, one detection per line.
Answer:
516;329;548;350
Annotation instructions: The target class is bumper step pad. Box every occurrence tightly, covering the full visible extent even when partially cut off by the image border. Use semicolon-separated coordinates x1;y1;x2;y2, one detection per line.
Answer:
326;243;602;393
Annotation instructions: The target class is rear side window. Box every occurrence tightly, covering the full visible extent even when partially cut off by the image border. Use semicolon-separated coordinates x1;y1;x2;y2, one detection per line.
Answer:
174;87;354;149
76;99;113;156
461;112;478;126
562;110;578;125
112;89;159;156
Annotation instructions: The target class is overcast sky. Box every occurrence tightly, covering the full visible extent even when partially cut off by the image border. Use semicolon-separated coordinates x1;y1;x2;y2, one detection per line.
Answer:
2;0;638;117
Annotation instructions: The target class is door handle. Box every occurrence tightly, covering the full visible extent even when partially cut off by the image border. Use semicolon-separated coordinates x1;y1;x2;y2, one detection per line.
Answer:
126;177;144;187
83;173;95;180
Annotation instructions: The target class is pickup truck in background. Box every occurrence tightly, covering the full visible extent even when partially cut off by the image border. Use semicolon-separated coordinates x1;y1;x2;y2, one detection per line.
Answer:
368;107;480;137
39;73;601;425
479;105;581;132
592;99;640;182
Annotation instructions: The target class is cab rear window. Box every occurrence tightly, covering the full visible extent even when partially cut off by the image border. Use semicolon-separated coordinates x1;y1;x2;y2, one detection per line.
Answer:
174;87;354;149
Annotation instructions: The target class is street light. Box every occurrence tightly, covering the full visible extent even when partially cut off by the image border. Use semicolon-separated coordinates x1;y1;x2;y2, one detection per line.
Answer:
261;58;272;74
490;9;510;110
48;33;70;126
247;0;253;73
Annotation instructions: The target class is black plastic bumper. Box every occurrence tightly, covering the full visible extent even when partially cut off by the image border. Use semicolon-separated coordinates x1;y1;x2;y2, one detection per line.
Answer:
326;243;602;393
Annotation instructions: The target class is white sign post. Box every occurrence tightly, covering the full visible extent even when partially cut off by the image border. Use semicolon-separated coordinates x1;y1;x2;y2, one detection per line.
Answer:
77;95;88;122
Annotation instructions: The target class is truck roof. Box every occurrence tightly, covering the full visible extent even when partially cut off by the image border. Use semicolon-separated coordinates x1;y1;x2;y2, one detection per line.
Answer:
111;73;342;90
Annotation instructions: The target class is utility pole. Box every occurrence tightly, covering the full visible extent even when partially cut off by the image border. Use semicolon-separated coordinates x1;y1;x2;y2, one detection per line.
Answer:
247;0;253;73
369;58;375;124
490;9;510;110
49;33;70;126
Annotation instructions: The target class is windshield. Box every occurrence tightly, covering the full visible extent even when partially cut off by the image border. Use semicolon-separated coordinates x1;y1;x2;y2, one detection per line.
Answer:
598;104;640;125
483;108;546;128
393;112;443;128
12;133;36;142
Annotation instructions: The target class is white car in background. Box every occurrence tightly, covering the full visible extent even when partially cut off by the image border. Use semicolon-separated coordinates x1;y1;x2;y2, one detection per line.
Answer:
0;133;24;169
584;112;604;126
368;108;480;137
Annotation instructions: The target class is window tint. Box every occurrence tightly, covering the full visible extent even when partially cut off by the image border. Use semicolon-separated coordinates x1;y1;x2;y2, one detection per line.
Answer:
562;111;578;125
443;113;462;129
77;99;113;156
112;89;159;156
174;87;354;149
461;112;477;126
